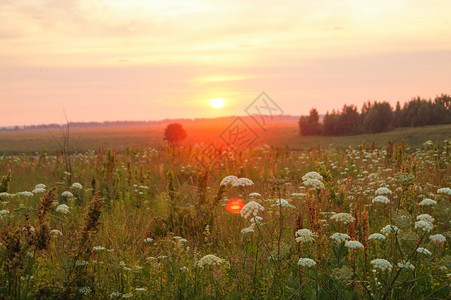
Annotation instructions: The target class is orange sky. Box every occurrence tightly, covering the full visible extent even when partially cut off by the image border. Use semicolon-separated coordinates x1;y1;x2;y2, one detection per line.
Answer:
1;0;450;126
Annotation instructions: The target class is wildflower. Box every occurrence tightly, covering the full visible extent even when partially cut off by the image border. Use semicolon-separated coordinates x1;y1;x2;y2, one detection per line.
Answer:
414;221;433;232
71;182;83;189
418;198;437;206
249;192;261;197
75;260;88;266
330;213;355;224
303;179;325;190
17;191;34;197
32;187;46;194
295;229;316;243
135;288;146;292
375;187;392;195
121;293;132;298
416;214;434;223
371;259;393;272
197;254;226;267
380;225;399;236
232;177;254;187
249;216;263;224
302;171;323;182
92;246;106;252
144;238;153;243
330;233;351;244
272;199;295;208
368;233;386;241
345;240;364;249
61;191;74;198
79;287;91;295
220;175;238;186
0;209;9;216
55;204;70;214
297;258;316;268
35;184;46;189
416;247;432;255
429;234;446;246
397;261;415;270
241;225;255;234
50;229;62;238
372;196;390;204
437;187;451;196
240;201;264;219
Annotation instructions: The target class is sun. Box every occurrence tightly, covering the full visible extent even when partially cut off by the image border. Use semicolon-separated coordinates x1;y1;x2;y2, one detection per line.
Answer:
208;98;226;109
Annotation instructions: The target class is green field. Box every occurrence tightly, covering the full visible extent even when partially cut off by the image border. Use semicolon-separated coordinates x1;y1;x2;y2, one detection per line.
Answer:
0;121;450;154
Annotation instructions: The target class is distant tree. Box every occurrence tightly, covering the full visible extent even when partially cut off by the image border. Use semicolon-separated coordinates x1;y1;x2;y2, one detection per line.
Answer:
363;102;393;133
164;123;187;144
338;104;361;135
299;108;322;135
323;110;340;135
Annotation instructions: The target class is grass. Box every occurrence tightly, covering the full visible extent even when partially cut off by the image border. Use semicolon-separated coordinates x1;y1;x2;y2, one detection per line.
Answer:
0;120;450;154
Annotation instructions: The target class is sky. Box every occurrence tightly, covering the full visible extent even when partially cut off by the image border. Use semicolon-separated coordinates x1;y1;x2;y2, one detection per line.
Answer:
1;0;450;126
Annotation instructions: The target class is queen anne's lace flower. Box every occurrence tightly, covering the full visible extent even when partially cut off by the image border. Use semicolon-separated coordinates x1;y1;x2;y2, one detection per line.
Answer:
272;199;295;208
71;182;83;189
330;233;351;244
240;201;264;218
330;213;355;224
371;259;393;272
220;176;238;186
380;225;399;236
303;179;325;190
35;184;46;189
372;196;390;204
416;214;434;223
17;191;34;197
437;187;451;196
368;233;386;241
295;229;316;243
92;246;106;252
416;247;432;255
32;187;45;194
375;187;392;195
241;225;255;234
298;258;316;268
414;221;433;232
55;204;70;214
418;198;437;206
302;172;323;182
232;178;254;187
50;229;62;237
397;261;415;270
197;254;226;267
429;234;446;246
345;240;364;249
62;191;74;198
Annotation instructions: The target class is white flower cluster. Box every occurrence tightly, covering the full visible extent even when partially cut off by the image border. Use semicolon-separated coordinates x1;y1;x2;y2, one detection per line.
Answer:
271;199;295;208
380;225;399;236
375;187;392;195
303;179;325;190
397;261;415;270
372;196;390;204
17;191;33;197
32;184;46;194
297;258;316;268
418;198;437;206
55;204;70;214
414;221;433;232
345;240;364;249
295;229;316;243
61;191;74;198
371;259;393;272
368;233;386;241
197;254;226;268
330;233;350;244
220;175;238;186
232;177;254;187
330;213;355;224
92;246;106;252
249;192;261;198
50;229;62;238
429;234;446;246
241;225;255;234
302;171;323;182
240;201;264;219
71;182;83;189
416;214;434;223
437;187;451;196
416;247;432;255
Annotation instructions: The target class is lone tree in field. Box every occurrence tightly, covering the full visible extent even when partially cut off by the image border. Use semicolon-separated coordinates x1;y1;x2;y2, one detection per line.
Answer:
163;123;187;144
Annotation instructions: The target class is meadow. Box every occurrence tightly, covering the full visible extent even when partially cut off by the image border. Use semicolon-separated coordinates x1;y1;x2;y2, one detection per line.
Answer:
0;126;450;299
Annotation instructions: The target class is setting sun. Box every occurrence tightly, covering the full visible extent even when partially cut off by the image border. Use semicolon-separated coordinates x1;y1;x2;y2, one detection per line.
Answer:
208;98;226;109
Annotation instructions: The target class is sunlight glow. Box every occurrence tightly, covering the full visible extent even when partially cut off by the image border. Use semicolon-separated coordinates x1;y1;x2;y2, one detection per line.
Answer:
208;98;226;109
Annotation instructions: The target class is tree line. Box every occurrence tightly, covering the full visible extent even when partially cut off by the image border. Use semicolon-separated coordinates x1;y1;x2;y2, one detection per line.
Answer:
299;94;451;136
